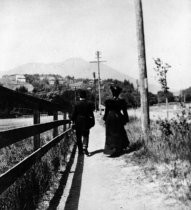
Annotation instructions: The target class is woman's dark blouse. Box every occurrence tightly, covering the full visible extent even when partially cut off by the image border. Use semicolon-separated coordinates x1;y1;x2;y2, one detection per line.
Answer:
103;98;129;123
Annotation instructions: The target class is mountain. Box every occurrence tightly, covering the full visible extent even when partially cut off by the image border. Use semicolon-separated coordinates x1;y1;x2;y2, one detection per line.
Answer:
2;57;160;93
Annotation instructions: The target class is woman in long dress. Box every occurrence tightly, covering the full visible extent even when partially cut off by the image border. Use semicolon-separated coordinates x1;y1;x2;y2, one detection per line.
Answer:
103;85;129;157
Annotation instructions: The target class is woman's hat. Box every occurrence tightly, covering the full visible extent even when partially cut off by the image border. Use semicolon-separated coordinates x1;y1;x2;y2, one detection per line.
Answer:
110;85;122;97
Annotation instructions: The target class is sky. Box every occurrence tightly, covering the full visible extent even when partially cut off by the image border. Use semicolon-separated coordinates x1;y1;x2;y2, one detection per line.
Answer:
0;0;190;90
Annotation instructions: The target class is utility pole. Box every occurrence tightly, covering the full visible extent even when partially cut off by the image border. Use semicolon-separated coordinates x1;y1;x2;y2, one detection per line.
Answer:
135;0;150;138
136;79;139;93
90;51;106;114
74;86;77;103
184;92;186;104
93;72;97;111
180;89;186;104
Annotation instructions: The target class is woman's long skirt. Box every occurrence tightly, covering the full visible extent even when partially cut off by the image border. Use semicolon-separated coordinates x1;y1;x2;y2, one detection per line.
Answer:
104;111;129;154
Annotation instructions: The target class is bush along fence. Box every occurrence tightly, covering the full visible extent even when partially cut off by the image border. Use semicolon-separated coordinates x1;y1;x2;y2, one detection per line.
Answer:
0;86;75;209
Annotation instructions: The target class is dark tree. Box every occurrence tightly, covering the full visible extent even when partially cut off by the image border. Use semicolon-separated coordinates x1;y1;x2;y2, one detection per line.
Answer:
15;86;28;94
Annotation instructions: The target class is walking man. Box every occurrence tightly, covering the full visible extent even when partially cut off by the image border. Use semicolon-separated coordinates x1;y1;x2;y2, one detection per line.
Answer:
71;90;95;156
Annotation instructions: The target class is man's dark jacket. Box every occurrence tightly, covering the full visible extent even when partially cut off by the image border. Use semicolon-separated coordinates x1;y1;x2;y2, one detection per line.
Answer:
71;100;95;131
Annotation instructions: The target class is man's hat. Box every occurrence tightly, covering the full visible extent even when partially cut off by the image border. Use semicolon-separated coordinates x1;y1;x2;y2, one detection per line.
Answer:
79;90;87;99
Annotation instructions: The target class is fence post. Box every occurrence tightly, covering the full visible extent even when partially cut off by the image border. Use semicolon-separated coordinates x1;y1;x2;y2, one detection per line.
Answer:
67;112;71;128
63;112;67;131
53;111;58;137
33;109;40;150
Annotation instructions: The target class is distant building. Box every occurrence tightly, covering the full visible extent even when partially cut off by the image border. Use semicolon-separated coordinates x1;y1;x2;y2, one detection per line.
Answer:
39;75;55;85
57;76;65;85
2;74;26;83
69;81;84;89
39;75;65;85
88;80;94;86
64;76;75;84
0;74;33;92
47;76;55;85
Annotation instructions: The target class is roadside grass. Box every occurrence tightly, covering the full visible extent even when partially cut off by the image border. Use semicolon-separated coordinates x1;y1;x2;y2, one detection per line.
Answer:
0;125;75;210
126;108;191;206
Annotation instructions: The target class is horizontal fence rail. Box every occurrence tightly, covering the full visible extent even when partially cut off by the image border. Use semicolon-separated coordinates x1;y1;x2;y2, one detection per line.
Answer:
0;84;75;196
0;119;70;149
0;128;72;195
0;85;64;111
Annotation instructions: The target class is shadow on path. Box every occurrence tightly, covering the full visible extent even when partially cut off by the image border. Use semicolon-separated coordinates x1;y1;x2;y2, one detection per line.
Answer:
64;154;85;210
47;144;77;210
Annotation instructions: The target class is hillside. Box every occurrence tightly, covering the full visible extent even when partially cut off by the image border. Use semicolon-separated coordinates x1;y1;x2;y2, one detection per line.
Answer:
2;58;160;93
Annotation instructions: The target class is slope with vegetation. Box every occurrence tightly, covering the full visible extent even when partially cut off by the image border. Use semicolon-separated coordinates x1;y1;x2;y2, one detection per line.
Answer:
128;105;191;207
1;73;178;118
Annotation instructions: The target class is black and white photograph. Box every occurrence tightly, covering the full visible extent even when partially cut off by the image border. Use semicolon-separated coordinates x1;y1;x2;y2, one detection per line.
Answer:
0;0;191;209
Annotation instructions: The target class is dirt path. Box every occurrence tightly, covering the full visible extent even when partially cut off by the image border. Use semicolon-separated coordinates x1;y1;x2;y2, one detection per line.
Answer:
57;113;188;210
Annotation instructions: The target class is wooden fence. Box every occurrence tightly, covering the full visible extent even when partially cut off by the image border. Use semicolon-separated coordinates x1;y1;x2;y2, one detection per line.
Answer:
0;86;73;195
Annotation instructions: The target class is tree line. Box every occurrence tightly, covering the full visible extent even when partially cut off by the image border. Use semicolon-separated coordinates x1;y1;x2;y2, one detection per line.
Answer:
15;75;177;108
0;73;182;118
